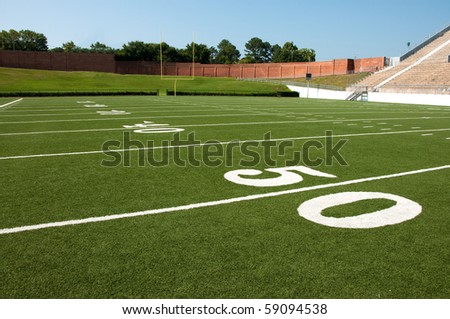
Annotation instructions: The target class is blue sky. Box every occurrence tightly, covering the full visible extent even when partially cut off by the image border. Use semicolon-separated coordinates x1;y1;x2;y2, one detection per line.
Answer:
1;0;449;61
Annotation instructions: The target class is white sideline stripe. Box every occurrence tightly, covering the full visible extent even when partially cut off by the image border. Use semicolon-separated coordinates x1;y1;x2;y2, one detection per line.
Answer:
1;164;449;235
1;127;450;160
0;98;23;108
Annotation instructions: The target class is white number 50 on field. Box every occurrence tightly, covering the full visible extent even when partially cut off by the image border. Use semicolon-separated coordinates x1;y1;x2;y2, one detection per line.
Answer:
224;166;422;229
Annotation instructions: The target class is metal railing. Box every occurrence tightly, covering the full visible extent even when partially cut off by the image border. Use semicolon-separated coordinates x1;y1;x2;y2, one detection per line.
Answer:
400;24;450;61
380;84;450;95
351;84;450;95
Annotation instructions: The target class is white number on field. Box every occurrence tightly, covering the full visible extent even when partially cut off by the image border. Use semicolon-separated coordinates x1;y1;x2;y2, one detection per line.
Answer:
224;166;336;187
123;121;184;134
297;192;422;229
97;110;130;115
224;166;422;228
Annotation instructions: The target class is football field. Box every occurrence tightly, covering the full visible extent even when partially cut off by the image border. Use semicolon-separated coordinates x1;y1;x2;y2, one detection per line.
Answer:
0;96;449;298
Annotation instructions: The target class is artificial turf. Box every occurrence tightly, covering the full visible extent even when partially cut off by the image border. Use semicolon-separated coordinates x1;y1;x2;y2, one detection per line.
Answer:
0;96;449;298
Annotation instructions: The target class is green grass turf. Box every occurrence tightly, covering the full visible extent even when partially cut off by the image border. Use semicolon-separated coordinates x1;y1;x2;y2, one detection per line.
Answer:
288;73;371;89
0;67;289;94
0;96;449;298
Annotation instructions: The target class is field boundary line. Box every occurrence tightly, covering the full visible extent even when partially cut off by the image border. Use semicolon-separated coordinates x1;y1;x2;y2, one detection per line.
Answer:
1;164;449;235
1;128;450;160
0;98;23;109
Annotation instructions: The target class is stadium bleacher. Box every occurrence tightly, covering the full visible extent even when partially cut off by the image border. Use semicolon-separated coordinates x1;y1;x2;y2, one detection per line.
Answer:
350;26;450;95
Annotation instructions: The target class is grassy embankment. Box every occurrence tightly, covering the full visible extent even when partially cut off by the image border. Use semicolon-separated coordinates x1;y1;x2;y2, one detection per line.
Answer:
0;67;290;96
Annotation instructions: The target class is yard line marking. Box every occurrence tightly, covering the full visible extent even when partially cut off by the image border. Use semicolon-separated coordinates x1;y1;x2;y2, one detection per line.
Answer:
0;119;357;136
1;164;449;235
2;127;450;160
0;98;23;109
0;108;237;117
0;128;127;136
2;115;450;135
3;106;445;116
363;126;374;128
0;113;272;124
421;133;433;136
5;104;218;112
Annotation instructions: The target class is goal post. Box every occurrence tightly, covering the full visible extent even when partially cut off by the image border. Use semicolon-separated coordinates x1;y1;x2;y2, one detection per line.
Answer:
159;32;196;96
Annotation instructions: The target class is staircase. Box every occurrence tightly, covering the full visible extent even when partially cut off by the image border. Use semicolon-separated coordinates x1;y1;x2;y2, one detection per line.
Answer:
346;91;364;101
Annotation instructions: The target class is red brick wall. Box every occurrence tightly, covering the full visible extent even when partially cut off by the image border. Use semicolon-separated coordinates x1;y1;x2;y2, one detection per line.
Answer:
0;50;386;78
152;60;364;78
354;57;385;72
0;50;116;73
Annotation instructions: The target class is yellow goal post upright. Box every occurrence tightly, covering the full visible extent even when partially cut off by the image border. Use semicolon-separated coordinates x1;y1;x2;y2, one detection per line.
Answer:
160;32;196;96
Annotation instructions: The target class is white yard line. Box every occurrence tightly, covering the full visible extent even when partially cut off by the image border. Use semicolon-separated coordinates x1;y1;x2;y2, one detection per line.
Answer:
1;128;450;160
1;164;449;235
0;98;23;109
0;113;270;124
1;116;450;136
0;108;238;117
0;127;127;136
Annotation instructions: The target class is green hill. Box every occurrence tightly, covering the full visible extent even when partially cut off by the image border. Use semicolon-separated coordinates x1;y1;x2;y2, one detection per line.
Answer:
0;67;291;96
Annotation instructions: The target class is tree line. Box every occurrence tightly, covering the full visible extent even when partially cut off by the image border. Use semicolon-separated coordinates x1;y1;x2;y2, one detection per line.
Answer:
0;29;316;63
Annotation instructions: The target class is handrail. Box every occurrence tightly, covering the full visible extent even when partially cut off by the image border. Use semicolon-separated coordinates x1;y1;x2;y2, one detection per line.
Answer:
400;24;450;61
351;84;450;95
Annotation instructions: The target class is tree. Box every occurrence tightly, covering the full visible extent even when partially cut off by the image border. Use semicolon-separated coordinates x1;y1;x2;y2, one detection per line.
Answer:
62;41;78;52
244;37;272;63
90;42;115;54
271;44;282;62
0;30;17;50
180;43;212;64
209;46;218;63
215;39;240;64
297;48;316;62
159;42;181;62
18;30;48;51
280;42;298;62
271;42;316;62
116;41;158;61
0;29;47;51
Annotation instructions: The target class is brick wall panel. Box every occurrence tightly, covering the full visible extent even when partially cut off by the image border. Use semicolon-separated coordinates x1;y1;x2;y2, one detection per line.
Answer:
0;50;385;78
